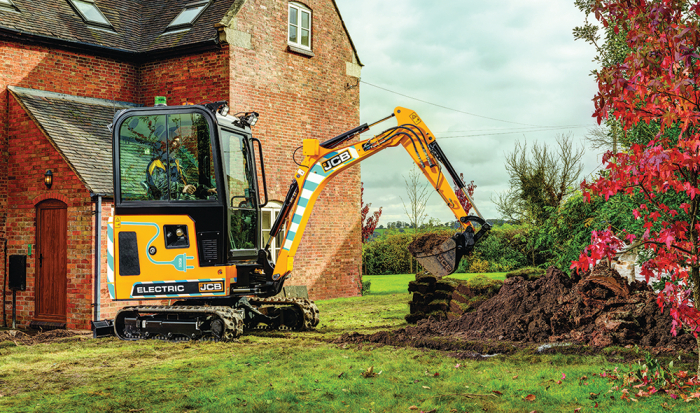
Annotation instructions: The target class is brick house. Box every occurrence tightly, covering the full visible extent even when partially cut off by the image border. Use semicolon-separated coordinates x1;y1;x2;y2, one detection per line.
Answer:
0;0;362;330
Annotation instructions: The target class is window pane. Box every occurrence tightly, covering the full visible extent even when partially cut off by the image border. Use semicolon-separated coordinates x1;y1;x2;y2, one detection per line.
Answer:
301;29;309;47
262;210;271;229
73;0;110;25
289;7;297;24
119;113;214;202
289;25;297;43
119;115;166;201
169;5;206;27
164;113;214;201
262;230;271;246
301;11;309;29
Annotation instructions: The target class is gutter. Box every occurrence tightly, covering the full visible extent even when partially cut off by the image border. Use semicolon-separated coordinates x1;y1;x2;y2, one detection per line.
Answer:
0;26;222;64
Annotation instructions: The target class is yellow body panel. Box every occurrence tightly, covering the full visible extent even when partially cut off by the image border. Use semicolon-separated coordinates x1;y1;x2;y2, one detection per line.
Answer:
111;215;232;300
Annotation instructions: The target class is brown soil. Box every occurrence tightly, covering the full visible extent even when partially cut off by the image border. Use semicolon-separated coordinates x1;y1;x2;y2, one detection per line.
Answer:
407;233;451;255
0;329;91;346
337;264;698;353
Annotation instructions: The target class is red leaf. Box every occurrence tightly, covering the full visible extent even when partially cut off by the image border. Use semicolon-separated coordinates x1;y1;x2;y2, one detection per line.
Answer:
524;394;536;401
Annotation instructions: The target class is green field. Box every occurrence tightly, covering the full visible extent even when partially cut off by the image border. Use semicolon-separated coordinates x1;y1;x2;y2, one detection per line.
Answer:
363;272;506;295
1;273;698;412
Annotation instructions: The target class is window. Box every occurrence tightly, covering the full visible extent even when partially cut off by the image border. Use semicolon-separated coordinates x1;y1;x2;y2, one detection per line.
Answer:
0;0;19;12
288;2;311;50
261;202;286;262
118;113;217;203
68;0;113;28
166;0;210;32
221;129;258;253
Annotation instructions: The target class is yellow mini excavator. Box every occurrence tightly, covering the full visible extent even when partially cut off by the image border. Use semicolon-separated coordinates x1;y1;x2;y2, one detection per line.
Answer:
100;101;490;341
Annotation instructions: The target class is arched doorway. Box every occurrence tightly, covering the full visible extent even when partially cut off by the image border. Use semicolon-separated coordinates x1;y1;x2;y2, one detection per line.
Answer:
34;199;67;325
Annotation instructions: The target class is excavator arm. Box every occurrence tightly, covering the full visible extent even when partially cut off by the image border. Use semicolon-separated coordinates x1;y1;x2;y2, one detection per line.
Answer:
265;107;491;281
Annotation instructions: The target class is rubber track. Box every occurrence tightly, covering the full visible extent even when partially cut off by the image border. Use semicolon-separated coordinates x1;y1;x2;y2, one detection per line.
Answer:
114;305;244;342
248;297;320;330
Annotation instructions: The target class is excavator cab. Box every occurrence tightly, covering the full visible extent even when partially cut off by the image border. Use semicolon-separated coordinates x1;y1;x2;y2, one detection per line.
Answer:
110;102;271;302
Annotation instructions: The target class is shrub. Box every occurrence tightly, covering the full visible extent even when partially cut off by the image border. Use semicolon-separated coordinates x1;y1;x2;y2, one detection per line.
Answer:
468;258;490;273
361;280;371;295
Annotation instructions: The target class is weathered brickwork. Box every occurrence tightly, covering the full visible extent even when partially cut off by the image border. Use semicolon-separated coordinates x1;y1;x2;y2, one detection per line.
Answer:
231;0;362;299
138;48;230;106
1;0;362;329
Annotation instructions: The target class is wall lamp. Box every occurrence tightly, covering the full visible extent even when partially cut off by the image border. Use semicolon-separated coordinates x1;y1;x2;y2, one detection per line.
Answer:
44;170;53;189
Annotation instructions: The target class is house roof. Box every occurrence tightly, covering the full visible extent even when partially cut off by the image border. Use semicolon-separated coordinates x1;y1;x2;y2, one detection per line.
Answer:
0;0;238;58
9;86;140;196
0;0;362;65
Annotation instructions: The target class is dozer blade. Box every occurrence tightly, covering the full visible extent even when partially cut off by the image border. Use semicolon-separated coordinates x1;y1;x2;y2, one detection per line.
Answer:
412;237;459;277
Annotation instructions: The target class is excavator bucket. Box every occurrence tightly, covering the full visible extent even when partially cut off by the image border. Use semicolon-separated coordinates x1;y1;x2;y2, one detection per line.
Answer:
409;216;491;278
410;236;460;277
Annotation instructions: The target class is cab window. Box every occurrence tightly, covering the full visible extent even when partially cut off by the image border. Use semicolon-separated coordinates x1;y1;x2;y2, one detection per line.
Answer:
118;113;217;202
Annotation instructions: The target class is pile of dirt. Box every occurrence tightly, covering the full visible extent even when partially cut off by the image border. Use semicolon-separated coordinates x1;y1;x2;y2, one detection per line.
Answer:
406;273;502;324
0;329;91;346
338;264;697;351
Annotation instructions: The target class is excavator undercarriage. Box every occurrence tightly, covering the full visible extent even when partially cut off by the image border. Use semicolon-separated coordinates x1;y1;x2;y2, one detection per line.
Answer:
113;297;319;342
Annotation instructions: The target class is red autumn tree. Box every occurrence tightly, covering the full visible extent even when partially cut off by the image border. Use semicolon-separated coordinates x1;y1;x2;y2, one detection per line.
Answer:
572;0;700;373
361;182;382;243
454;173;477;217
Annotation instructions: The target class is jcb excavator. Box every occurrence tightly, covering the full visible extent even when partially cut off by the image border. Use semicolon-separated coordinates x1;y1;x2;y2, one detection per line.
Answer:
103;101;490;341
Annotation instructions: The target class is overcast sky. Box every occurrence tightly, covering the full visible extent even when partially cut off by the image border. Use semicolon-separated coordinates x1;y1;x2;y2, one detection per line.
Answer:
334;0;602;225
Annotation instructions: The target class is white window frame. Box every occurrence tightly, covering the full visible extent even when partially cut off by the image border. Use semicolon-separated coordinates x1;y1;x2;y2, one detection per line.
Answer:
288;2;312;51
166;0;210;32
261;202;285;263
67;0;113;29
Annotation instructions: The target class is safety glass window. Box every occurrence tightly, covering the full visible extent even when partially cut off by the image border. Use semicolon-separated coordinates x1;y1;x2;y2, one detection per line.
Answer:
119;113;217;202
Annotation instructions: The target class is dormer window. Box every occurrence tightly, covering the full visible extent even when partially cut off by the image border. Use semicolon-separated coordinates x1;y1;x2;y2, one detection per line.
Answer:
166;1;210;32
288;2;312;51
0;0;19;12
68;0;113;29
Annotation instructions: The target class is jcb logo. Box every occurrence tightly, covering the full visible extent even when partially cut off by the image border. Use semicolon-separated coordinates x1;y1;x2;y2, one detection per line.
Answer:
322;150;351;172
198;282;224;293
410;112;422;125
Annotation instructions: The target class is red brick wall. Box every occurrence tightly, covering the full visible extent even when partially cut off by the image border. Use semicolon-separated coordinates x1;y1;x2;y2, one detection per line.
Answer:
230;0;362;299
0;42;138;329
138;48;230;106
4;95;94;329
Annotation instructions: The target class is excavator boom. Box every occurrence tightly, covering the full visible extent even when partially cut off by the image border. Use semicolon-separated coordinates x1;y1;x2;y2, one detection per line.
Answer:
267;107;490;278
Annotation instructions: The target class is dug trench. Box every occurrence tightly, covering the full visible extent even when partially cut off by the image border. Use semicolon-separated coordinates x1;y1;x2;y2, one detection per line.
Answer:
336;264;699;361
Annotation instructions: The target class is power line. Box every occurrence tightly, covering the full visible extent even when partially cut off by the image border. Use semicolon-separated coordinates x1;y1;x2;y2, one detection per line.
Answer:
361;80;577;128
435;124;588;134
436;125;589;139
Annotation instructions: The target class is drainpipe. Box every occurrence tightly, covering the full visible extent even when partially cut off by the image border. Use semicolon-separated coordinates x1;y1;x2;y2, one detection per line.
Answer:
93;195;102;323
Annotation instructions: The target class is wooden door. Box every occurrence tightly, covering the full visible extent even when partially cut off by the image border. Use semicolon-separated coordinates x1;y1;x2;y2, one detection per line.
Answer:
35;199;67;323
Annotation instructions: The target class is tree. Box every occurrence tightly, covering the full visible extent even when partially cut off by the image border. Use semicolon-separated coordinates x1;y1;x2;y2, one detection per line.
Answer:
401;166;432;273
571;0;700;374
361;182;383;243
493;134;585;227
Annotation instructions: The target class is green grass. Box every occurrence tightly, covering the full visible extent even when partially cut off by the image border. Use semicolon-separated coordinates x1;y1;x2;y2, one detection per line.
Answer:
1;278;698;412
364;272;506;295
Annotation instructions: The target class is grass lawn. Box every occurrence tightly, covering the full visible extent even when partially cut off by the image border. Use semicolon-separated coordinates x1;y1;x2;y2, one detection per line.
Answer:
1;272;698;412
363;272;506;295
